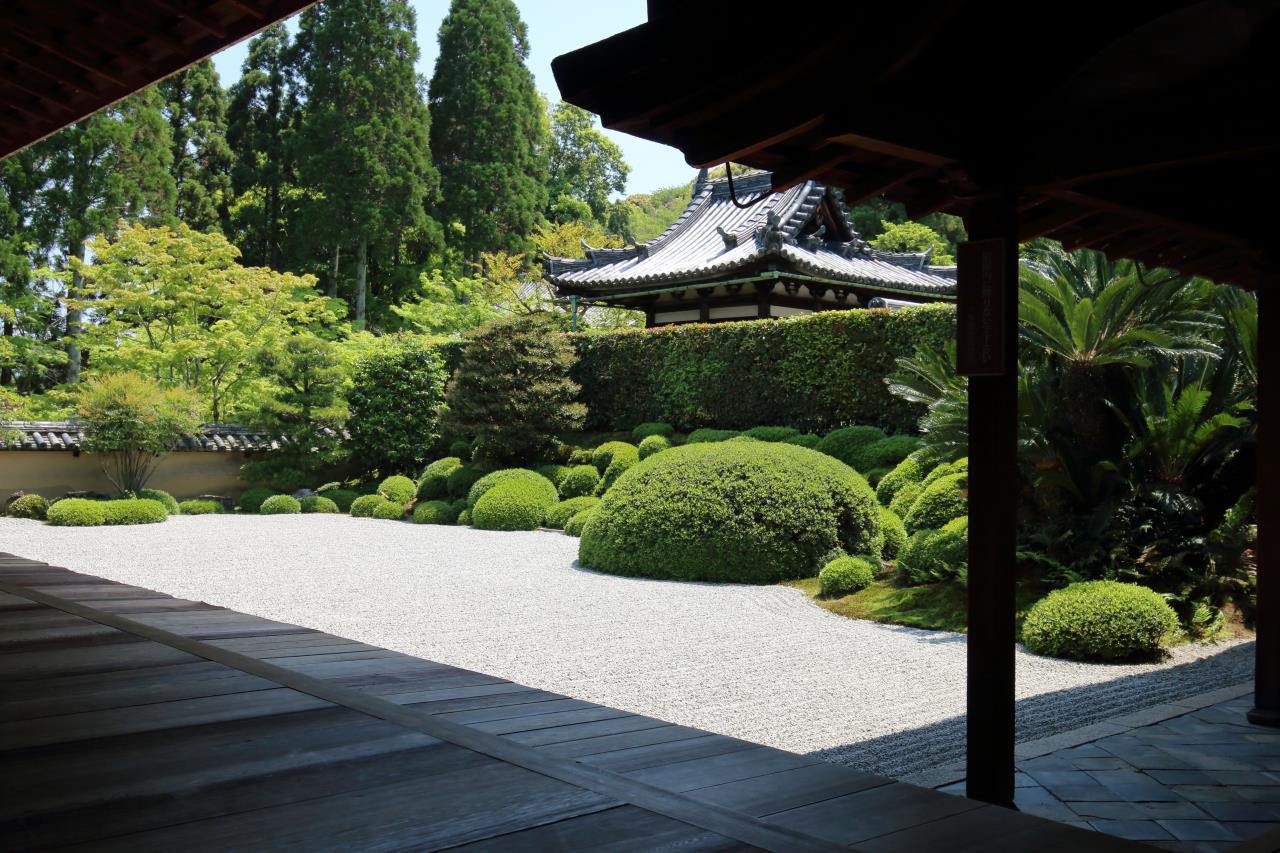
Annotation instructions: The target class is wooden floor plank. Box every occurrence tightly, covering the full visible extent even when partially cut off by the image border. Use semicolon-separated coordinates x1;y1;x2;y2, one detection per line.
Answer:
0;636;201;679
625;746;821;793
686;762;890;816
579;734;761;775
0;669;279;721
761;782;984;845
446;804;756;852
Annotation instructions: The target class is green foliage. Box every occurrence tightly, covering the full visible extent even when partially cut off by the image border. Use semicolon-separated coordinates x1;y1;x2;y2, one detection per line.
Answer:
637;434;670;460
179;498;224;515
897;517;968;585
472;479;557;531
377;475;416;505
782;433;821;449
868;220;954;265
47;498;107;527
347;337;448;475
446;465;487;499
418;457;462;500
545;496;600;529
592;441;639;472
888;482;923;518
921;457;967;488
77;373;203;493
885;341;968;462
7;494;49;520
260;494;301;514
412;499;456;524
134;488;179;514
546;102;628;225
819;556;877;597
1021;580;1179;661
687;428;740;443
449;439;472;461
467;469;557;510
903;472;968;533
102;498;169;525
744;426;800;442
558;465;601;499
371;498;406;520
563;508;595;537
596;444;639;495
159;60;233;233
536;464;571;488
323;489;360;512
579;442;882;584
350;494;387;518
456;508;471;526
879;507;908;560
816;425;887;469
300;495;339;513
238;487;277;513
631;422;674;439
876;454;927;506
442;315;585;465
850;435;921;473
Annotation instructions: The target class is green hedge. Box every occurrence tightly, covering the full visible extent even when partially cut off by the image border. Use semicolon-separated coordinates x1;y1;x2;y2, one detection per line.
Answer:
418;457;462;500
47;498;106;526
1021;580;1179;661
102;498;169;525
179;498;224;515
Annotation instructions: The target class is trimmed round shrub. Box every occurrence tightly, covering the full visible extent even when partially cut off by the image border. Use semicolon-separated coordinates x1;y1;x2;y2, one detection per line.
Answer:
449;439;472;461
536;464;571;489
879;506;908;560
591;441;638;473
350;494;385;517
134;488;179;515
238;487;276;513
744;426;800;442
876;453;927;507
687;428;740;443
596;444;640;495
178;498;224;515
451;498;468;516
558;464;600;499
323;489;360;512
300;495;339;514
580;441;882;584
446;465;487;499
7;494;48;520
889;481;923;518
897;517;968;585
921;456;968;489
1021;580;1179;661
467;468;558;510
851;435;921;473
903;472;967;533
47;498;106;527
417;457;462;500
563;508;595;537
456;508;471;526
371;499;406;520
818;555;877;597
632;422;675;439
567;447;593;465
782;433;822;449
472;479;557;531
816;425;887;469
413;499;456;524
378;475;416;505
260;494;301;515
102;498;168;525
545;496;600;529
637;434;671;460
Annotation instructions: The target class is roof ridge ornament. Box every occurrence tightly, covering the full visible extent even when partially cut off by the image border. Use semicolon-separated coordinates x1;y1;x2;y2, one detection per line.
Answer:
626;236;651;259
715;225;740;249
756;210;785;252
800;223;826;251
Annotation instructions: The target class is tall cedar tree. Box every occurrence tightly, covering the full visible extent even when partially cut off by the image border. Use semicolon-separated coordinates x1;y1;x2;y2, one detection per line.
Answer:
34;89;175;383
227;25;301;270
429;0;548;257
159;61;233;234
442;314;585;465
293;0;439;323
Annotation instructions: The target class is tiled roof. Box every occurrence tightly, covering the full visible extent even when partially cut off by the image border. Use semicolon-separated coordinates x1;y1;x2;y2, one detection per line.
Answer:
544;172;957;299
0;421;337;453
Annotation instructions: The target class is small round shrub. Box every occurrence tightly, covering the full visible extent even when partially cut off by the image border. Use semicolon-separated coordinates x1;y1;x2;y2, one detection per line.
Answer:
300;495;339;514
1021;580;1179;661
816;425;887;469
637;434;671;460
134;488;179;514
102;498;169;525
876;453;927;506
897;517;968;585
451;498;468;516
417;457;462;500
467;469;558;510
903;472;967;533
591;441;638;473
456;508;471;526
371;498;406;520
449;438;472;461
238;487;276;514
687;428;740;443
818;555;877;597
47;498;106;527
324;489;360;512
580;441;882;584
851;435;921;473
377;475;416;505
350;494;384;517
921;456;968;489
563;508;595;537
632;422;674;439
596;444;640;495
879;506;908;560
782;433;821;449
889;481;924;518
260;494;301;515
472;479;556;531
567;447;593;465
558;464;600;499
7;494;48;520
413;499;456;524
178;498;224;515
446;465;487;499
744;426;800;442
545;496;600;529
536;464;571;488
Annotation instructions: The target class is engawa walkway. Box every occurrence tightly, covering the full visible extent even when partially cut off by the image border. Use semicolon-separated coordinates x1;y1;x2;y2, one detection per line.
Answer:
0;553;1153;852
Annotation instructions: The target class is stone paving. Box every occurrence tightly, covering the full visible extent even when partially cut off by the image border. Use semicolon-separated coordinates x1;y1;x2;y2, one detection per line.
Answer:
941;691;1280;851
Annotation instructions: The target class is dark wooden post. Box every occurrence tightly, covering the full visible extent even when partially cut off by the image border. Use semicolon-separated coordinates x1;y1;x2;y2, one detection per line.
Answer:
1251;284;1279;726
959;193;1019;807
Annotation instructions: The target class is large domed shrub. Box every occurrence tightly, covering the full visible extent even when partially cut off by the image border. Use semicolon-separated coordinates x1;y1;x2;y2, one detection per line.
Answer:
558;465;600;499
782;434;821;449
349;494;385;518
816;425;887;469
591;441;637;473
876;453;927;506
818;555;877;597
467;469;558;510
134;488;179;514
1022;581;1179;661
179;498;224;515
744;426;799;442
446;465;486;499
417;457;462;500
888;481;923;517
579;442;882;584
879;506;908;560
238;487;276;513
7;494;49;520
897;517;968;585
46;498;106;527
102;498;169;525
851;435;921;473
687;428;739;443
413;500;456;524
377;475;416;505
260;494;301;515
637;434;670;460
632;422;674;439
300;496;339;514
596;444;640;494
472;479;557;531
545;496;600;529
903;472;967;533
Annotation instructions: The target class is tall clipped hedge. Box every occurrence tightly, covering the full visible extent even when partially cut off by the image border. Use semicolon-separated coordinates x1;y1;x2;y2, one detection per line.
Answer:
569;305;954;433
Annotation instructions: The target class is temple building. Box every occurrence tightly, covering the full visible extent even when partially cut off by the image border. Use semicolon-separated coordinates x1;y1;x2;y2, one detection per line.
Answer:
544;170;957;327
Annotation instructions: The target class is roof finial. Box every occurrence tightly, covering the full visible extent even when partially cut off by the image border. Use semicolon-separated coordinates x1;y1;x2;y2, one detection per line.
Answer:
692;167;709;196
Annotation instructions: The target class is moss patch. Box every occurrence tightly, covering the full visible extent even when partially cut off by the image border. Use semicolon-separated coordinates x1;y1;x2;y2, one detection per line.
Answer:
785;577;1042;634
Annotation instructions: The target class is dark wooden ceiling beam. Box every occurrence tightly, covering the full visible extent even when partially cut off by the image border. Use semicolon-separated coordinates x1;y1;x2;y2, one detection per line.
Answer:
79;0;196;57
148;0;229;38
7;19;134;88
0;45;106;98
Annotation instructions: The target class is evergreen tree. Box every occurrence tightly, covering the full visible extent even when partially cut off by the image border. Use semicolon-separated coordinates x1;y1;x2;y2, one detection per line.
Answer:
293;0;439;324
159;60;233;233
546;101;628;226
429;0;548;258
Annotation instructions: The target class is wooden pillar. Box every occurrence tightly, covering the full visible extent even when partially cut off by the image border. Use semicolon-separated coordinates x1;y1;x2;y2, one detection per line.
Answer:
959;193;1019;807
1251;284;1279;726
756;282;772;319
697;287;712;323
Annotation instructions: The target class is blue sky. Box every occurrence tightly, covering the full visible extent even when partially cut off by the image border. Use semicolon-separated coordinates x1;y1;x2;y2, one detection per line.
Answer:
209;0;694;195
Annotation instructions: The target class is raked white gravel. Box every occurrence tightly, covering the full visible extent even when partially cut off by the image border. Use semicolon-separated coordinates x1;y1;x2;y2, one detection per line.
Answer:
0;515;1254;777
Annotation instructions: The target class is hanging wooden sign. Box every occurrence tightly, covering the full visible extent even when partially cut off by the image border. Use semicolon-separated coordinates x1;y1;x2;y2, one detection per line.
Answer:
956;238;1011;376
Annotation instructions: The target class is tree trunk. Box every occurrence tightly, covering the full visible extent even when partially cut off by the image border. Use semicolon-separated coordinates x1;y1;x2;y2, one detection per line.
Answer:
327;243;340;298
354;234;367;324
1;317;13;386
64;238;86;384
267;180;280;269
